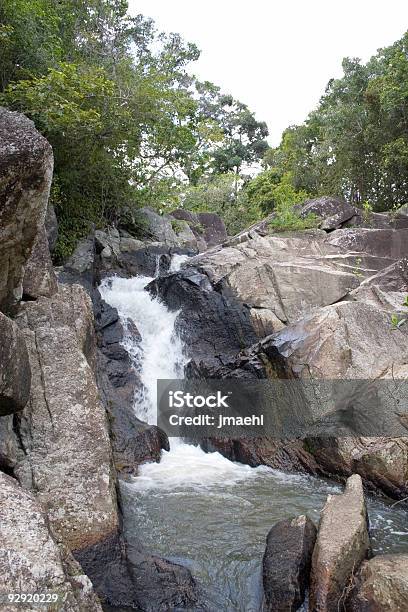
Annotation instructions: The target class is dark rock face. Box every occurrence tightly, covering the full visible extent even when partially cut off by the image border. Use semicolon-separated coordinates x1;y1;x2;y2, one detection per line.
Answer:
0;312;31;416
149;267;258;371
0;108;53;311
262;515;317;612
197;211;227;246
201;437;319;474
74;530;200;612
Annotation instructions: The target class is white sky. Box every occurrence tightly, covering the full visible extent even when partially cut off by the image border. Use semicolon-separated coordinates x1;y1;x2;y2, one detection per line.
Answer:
128;1;408;145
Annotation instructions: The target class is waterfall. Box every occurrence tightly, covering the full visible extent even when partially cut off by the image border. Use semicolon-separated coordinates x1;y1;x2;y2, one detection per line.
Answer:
99;261;267;487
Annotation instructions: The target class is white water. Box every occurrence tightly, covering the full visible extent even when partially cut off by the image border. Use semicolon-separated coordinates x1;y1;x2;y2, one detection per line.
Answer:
99;266;264;488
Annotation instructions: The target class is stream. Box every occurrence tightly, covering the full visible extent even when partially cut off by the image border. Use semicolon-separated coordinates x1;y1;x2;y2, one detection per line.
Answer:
100;264;408;611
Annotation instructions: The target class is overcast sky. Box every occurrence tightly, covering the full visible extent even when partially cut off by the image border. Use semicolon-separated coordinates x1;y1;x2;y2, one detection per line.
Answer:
128;1;408;145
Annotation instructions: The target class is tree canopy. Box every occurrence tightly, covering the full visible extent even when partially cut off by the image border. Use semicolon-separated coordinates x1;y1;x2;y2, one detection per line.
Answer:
261;32;408;212
0;0;268;257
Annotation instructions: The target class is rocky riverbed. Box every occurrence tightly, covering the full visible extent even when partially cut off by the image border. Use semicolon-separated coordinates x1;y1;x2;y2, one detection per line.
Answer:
1;107;408;611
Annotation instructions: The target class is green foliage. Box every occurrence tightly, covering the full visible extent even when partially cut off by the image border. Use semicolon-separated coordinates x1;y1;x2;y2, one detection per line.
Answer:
170;219;186;235
268;203;318;233
245;170;310;213
180;174;262;235
0;0;268;257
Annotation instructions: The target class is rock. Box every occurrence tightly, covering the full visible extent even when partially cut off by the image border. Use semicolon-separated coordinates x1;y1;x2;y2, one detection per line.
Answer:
299;196;357;230
0;108;53;311
23;224;58;298
310;474;370;612
94;293;169;473
45;202;58;251
0;311;31;416
197;211;228;246
78;528;201;612
170;208;207;251
348;554;408;611
201;437;319;474
149;267;258;370
14;284;119;552
0;472;102;611
350;259;408;312
270;299;408;379
262;515;317;612
132;207;192;247
63;235;96;287
0;414;20;473
327;228;408;260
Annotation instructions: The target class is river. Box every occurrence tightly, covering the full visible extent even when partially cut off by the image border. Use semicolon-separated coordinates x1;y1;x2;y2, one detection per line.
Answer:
100;264;408;611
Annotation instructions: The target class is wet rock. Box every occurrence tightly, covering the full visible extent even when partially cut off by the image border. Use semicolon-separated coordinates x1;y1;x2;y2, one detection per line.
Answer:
0;312;31;416
201;437;319;474
0;472;102;611
310;474;370;612
93;291;169;473
348;554;408;611
75;514;202;611
0;108;53;311
14;284;118;552
150;267;258;368
23;224;58;299
262;515;317;612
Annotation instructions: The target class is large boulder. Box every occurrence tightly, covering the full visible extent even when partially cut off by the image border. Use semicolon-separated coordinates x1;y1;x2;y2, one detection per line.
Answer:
14;284;119;552
327;228;408;260
0;108;53;311
23;224;58;299
310;474;370;611
0;472;102;611
299;196;357;230
262;515;317;611
348;554;408;611
0;311;31;416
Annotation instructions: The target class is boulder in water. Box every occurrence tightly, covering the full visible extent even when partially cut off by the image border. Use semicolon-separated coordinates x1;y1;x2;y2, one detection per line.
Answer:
262;514;317;611
310;474;370;611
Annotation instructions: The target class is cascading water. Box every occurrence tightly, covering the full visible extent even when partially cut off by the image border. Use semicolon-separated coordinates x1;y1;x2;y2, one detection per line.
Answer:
99;260;408;611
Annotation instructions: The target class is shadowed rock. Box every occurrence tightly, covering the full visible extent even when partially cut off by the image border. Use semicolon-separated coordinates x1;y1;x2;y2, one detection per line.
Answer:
0;107;53;311
0;312;31;416
262;515;317;612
